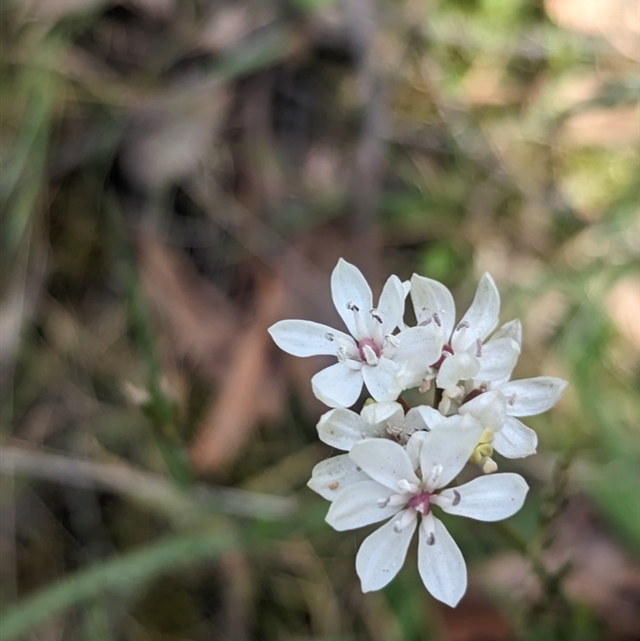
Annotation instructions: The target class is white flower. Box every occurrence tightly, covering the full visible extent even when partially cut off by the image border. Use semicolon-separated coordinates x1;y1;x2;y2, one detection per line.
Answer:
308;401;431;500
325;416;529;606
269;259;443;408
459;376;568;460
316;401;431;450
407;273;521;408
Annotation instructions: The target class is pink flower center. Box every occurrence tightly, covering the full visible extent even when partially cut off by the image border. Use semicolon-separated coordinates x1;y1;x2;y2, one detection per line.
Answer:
358;337;381;361
408;491;431;514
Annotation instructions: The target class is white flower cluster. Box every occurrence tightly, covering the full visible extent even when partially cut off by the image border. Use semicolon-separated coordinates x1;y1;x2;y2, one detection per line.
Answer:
269;259;567;607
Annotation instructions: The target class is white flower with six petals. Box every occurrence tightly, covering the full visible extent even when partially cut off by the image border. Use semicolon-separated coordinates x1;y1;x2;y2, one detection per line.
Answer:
406;273;521;409
269;259;443;408
325;415;529;606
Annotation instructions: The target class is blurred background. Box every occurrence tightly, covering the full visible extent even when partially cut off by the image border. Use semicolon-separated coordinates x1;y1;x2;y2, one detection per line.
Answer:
1;0;639;639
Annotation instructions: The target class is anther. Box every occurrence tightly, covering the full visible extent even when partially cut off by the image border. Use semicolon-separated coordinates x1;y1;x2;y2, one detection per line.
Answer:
419;318;433;326
426;532;436;546
377;498;390;508
456;321;470;331
476;338;483;357
370;309;383;324
452;490;461;506
433;312;442;327
325;332;334;341
508;393;517;406
347;302;360;312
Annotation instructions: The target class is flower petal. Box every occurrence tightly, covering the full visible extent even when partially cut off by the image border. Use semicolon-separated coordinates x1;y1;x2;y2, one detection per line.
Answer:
393;325;445;370
349;439;420;490
377;274;406;336
493;416;537;458
311;363;363;408
268;319;356;357
436;353;480;391
406;430;429;470
419;415;483;490
451;273;500;353
326;480;400;531
436;473;529;521
362;357;401;402
459;390;507;431
331;258;373;339
404;406;432;435
475;337;520;383
418;514;467;607
490;318;522;349
409;274;456;339
356;513;417;592
317;408;379;450
360;401;404;430
410;405;445;431
499;377;568;416
307;454;369;501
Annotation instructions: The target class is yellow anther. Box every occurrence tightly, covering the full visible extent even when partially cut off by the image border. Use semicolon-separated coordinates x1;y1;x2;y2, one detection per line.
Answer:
363;398;376;407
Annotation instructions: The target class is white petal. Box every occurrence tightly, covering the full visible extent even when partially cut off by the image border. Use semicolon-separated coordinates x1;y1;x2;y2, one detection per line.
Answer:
317;408;380;450
493;416;537;458
331;258;373;339
499;377;568;416
419;415;483;490
395;358;431;392
268;320;356;357
404;406;431;435
349;438;419;490
409;274;456;339
437;473;529;521
356;514;417;592
362;357;401;402
360;401;404;429
393;325;445;369
410;405;445;430
418;514;467;607
377;274;406;335
307;454;369;501
405;430;429;470
311;363;363;408
459;390;507;431
451;273;500;353
490;318;522;349
436;353;480;390
325;480;400;531
475;338;520;383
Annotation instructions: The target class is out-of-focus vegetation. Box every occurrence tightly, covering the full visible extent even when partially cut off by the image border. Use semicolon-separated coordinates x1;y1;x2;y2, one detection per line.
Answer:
1;0;638;639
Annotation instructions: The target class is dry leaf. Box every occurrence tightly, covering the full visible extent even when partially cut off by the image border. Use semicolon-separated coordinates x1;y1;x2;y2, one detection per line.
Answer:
189;270;286;473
